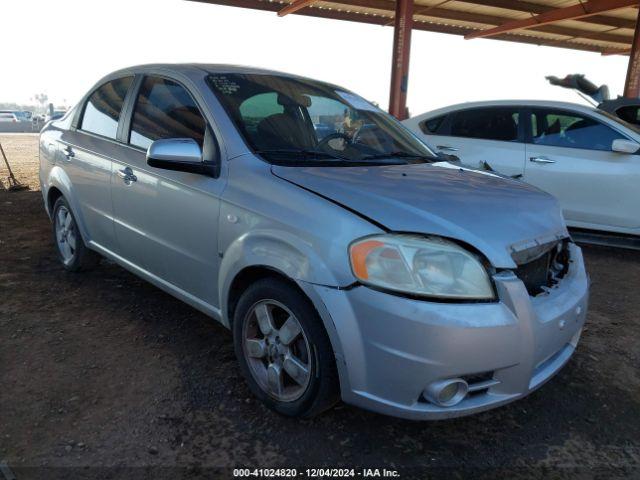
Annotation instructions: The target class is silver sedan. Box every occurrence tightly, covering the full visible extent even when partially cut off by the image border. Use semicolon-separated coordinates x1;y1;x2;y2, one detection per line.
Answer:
39;64;588;419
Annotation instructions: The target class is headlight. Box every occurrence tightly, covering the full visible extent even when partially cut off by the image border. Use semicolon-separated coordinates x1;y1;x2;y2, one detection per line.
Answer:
349;234;495;300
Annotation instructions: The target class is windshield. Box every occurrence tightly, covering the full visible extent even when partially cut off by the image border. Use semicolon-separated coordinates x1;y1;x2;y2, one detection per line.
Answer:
207;73;435;166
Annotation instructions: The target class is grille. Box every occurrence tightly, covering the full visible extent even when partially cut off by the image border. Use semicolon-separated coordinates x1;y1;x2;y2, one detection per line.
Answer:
513;241;570;296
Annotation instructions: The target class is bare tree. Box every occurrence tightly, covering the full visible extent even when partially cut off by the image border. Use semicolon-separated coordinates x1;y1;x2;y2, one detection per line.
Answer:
33;93;49;113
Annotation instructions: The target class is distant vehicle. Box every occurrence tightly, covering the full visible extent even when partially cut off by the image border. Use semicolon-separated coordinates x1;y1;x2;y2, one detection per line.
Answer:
45;110;67;123
0;113;19;122
0;110;29;122
547;74;640;127
40;64;588;420
404;99;640;239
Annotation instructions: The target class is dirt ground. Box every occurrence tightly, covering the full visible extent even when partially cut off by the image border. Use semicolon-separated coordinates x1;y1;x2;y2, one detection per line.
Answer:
1;134;639;479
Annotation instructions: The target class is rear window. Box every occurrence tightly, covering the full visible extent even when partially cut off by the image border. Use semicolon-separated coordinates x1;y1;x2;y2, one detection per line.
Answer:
80;76;133;139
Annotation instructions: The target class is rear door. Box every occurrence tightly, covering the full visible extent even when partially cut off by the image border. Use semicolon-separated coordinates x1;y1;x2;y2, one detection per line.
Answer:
524;107;640;230
111;74;225;307
59;76;134;251
422;107;526;178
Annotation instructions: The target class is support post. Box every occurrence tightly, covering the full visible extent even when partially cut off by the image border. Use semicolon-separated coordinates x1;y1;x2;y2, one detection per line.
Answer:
388;0;413;120
624;9;640;98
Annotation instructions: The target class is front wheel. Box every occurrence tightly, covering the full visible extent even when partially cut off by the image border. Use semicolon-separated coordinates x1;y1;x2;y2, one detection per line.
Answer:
52;197;99;272
233;278;339;417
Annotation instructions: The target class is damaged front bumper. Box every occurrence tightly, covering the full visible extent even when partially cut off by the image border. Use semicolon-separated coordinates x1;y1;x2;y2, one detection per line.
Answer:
304;243;589;420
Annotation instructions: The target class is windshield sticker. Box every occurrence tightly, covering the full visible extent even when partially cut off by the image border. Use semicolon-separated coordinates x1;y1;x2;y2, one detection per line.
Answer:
335;91;379;112
210;75;240;94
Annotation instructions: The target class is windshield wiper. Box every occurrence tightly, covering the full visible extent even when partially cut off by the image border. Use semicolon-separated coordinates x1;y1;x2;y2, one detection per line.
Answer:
360;151;436;162
255;148;350;162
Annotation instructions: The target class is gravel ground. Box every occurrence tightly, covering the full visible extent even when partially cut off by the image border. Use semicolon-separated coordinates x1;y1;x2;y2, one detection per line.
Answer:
1;134;639;479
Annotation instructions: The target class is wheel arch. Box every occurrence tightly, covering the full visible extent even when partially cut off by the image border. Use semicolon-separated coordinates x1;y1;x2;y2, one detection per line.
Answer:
44;167;91;243
224;264;347;399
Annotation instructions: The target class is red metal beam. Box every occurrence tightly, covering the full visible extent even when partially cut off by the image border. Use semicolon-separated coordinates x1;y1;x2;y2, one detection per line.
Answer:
187;0;620;54
624;8;640;96
602;48;631;54
465;0;639;40
278;0;316;16
456;0;637;29
388;0;413;120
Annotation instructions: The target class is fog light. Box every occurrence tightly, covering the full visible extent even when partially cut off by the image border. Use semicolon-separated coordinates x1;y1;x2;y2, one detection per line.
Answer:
424;378;468;407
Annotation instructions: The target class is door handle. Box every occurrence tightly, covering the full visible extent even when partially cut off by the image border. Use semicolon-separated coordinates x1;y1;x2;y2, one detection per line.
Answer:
63;145;74;159
117;167;137;184
436;145;459;152
530;156;555;164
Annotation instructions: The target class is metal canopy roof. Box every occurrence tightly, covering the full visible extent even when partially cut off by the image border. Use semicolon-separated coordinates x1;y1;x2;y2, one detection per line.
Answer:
190;0;638;55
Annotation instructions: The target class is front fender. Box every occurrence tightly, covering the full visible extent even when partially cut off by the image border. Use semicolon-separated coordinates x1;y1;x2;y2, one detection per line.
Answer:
218;229;345;327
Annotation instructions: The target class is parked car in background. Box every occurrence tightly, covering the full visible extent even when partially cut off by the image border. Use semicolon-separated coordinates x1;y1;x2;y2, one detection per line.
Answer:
45;110;67;123
404;100;640;239
0;110;29;122
0;112;19;123
40;65;588;420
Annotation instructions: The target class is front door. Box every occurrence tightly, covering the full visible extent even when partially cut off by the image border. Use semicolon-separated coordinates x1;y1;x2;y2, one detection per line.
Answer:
111;75;225;307
524;108;640;230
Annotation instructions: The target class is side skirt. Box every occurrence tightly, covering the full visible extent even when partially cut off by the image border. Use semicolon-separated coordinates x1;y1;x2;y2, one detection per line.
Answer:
88;241;224;324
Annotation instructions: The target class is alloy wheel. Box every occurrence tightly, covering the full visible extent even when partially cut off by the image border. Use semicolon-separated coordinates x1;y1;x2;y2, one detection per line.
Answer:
55;206;77;265
242;299;312;402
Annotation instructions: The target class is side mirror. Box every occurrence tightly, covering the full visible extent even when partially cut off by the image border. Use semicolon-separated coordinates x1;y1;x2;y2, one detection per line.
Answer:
147;138;215;176
611;138;640;154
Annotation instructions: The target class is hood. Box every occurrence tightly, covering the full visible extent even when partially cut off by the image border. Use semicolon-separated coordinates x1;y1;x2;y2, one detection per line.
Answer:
272;162;568;268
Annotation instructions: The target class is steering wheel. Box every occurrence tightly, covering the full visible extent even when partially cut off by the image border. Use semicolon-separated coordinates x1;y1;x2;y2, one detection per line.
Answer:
317;132;352;150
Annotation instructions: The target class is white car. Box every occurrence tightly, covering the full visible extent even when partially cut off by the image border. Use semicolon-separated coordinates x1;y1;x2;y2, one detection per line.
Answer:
404;100;640;238
0;112;19;122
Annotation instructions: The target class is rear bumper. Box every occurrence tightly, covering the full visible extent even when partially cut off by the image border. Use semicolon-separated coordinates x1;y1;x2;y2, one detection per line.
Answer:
305;243;589;420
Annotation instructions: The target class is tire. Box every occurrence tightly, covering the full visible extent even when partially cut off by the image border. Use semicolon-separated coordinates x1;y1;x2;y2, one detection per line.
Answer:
52;196;100;272
233;277;339;418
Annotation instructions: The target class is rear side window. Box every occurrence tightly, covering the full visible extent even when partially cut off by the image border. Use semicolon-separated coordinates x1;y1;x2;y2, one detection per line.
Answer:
420;114;446;134
450;108;520;142
129;76;206;150
80;76;133;139
531;109;625;151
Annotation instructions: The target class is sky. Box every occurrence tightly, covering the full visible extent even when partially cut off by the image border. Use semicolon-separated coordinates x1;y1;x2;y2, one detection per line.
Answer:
2;0;632;114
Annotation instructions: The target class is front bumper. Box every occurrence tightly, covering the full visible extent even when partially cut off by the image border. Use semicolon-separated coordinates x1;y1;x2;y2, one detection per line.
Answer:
306;243;589;420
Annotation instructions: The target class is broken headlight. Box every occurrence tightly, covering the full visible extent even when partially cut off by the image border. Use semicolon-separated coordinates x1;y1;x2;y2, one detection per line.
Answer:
349;234;495;300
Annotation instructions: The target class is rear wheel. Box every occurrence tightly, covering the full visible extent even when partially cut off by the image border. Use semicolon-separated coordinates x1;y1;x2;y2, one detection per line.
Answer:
52;197;99;272
233;278;339;417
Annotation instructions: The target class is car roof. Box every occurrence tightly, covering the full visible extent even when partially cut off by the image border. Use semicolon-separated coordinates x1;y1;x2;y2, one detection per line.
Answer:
98;63;345;91
412;99;601;120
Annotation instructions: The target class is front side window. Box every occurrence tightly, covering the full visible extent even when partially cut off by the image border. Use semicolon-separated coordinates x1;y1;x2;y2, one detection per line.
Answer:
129;76;206;150
450;108;519;142
531;109;625;151
80;76;133;139
207;73;434;166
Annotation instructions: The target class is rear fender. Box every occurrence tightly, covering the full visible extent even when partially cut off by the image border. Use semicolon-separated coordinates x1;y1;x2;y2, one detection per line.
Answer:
45;166;91;243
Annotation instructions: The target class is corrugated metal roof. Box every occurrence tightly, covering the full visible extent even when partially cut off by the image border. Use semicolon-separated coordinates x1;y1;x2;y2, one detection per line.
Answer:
189;0;638;55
